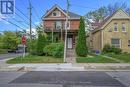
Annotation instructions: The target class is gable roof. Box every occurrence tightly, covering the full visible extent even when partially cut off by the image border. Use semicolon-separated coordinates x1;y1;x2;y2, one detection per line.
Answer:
63;10;81;18
92;9;130;33
100;9;130;29
42;4;81;19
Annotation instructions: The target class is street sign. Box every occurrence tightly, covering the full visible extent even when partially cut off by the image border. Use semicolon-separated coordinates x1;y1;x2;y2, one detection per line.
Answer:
22;36;26;45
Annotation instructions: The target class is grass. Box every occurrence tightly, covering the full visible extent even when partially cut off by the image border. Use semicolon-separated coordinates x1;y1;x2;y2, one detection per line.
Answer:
105;53;130;63
76;55;118;63
6;55;63;64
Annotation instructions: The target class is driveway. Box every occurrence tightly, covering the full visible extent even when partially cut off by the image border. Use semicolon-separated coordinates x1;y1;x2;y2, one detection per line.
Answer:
0;53;23;60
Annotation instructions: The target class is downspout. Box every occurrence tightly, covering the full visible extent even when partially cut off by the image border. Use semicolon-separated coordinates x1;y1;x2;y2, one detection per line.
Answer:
101;29;104;50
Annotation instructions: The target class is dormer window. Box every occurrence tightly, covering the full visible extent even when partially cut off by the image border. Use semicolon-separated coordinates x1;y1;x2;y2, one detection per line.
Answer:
122;23;126;32
52;11;61;17
114;23;118;32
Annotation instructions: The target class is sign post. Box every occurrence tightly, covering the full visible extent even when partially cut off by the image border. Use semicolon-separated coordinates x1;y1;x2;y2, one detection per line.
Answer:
22;36;26;58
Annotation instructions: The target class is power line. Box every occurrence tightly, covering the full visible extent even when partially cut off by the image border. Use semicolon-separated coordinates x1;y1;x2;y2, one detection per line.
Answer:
1;18;25;30
12;18;28;28
15;12;29;25
16;7;29;20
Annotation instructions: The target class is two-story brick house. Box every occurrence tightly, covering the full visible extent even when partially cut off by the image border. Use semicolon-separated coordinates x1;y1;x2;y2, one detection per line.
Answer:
42;5;80;49
87;9;130;53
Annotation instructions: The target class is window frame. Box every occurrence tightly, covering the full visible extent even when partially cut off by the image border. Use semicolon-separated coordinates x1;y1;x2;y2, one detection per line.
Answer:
122;23;126;32
128;40;130;46
55;21;62;30
65;21;70;30
52;11;61;17
111;38;121;48
114;23;118;32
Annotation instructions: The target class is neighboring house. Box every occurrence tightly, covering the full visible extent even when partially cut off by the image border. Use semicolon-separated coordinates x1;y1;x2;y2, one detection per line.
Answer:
42;5;80;49
87;9;130;53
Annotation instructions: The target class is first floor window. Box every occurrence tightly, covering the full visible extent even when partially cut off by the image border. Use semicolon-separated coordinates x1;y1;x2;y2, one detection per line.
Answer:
111;38;120;48
128;40;130;46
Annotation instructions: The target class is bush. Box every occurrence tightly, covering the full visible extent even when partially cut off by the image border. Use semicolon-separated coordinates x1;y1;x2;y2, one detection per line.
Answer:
113;47;122;54
0;49;8;54
27;39;37;55
43;42;64;58
103;44;122;54
103;44;112;53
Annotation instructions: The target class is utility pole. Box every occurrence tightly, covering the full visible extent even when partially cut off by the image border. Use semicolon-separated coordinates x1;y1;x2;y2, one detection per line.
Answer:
64;0;70;62
28;0;32;53
28;0;32;41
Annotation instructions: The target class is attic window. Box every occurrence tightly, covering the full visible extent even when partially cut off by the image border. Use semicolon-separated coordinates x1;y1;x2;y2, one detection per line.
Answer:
52;11;61;17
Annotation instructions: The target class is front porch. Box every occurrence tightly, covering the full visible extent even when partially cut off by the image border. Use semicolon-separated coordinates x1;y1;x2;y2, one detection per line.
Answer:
45;29;78;49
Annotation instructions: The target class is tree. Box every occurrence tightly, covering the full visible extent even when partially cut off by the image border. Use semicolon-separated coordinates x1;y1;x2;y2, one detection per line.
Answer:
86;7;108;22
36;26;46;56
2;31;20;51
76;17;88;56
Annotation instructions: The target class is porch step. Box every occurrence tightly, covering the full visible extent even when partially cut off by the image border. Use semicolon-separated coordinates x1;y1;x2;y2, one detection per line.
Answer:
66;49;76;63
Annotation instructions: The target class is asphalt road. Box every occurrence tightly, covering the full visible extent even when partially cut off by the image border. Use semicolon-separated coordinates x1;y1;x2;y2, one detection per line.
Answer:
0;53;23;60
0;71;130;87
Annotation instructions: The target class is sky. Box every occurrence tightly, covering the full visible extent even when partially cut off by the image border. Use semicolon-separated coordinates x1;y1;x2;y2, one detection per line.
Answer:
0;0;130;32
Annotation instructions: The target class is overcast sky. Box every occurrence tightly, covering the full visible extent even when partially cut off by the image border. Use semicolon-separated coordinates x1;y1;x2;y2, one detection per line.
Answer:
0;0;130;31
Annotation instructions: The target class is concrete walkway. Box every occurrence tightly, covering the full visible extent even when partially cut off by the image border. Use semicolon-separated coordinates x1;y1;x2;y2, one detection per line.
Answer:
66;49;76;63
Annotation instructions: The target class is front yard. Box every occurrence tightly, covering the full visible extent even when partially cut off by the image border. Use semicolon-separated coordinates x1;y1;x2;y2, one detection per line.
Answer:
77;53;130;63
6;55;63;64
76;55;119;63
104;53;130;63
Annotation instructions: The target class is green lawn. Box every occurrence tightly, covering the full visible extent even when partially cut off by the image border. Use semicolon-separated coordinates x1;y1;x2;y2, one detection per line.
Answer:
7;55;63;64
105;53;130;63
76;55;118;63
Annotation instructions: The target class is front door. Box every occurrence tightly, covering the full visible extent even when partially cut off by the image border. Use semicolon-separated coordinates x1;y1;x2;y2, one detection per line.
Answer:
67;38;72;49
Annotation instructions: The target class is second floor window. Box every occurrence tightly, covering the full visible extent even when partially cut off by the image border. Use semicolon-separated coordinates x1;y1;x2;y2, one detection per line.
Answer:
122;23;126;32
111;38;120;48
65;21;70;29
128;40;130;46
52;11;61;17
114;23;118;32
55;21;62;30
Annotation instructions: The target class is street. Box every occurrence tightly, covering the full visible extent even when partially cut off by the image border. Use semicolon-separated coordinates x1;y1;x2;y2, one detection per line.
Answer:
0;71;130;87
0;53;23;60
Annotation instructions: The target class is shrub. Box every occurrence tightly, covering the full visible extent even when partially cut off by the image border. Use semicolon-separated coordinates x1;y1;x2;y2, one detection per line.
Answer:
76;17;88;57
27;39;37;55
103;44;112;53
36;30;46;56
0;49;8;54
103;44;122;54
113;47;122;54
43;42;64;58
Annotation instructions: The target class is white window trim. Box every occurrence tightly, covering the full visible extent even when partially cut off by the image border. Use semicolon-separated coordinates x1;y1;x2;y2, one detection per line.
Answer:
111;38;121;48
55;21;62;30
114;23;118;32
52;11;61;17
122;23;126;32
65;21;70;30
128;40;130;46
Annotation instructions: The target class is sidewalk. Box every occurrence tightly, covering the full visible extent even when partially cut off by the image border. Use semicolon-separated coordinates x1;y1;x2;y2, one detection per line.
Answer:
1;58;130;71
